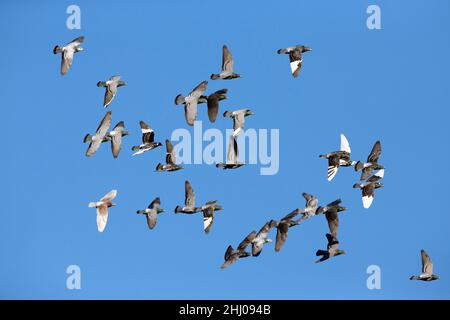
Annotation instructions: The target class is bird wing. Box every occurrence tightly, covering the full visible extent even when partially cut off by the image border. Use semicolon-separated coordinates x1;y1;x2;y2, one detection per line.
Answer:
327;155;340;181
60;49;74;75
340;134;351;153
148;197;161;209
325;209;339;237
146;210;158;229
101;189;117;202
222;45;234;73
96;205;108;232
275;223;289;252
282;208;300;222
185;180;195;208
367;140;382;163
111;122;124;158
421;249;433;275
67;36;84;47
360;167;373;181
233;111;245;132
184;102;198;126
189;81;208;100
165;140;176;165
203;207;214;234
237;231;256;252
226;135;238;163
103;82;118;108
86;138;102;157
206;91;225;123
140;121;155;144
224;245;234;261
95;111;112;136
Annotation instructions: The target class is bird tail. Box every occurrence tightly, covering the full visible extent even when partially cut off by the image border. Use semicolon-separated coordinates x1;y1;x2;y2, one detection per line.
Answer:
53;45;62;54
319;154;327;158
175;94;185;105
210;74;221;80
136;210;145;214
216;163;225;169
88;202;97;208
410;276;419;280
131;145;140;151
355;161;364;171
155;163;164;171
316;250;327;256
353;183;362;189
174;205;183;213
277;48;287;54
97;81;107;87
83;134;92;143
215;89;228;95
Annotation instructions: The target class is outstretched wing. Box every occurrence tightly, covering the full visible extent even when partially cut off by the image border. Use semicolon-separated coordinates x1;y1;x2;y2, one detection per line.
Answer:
222;45;234;73
421;249;433;275
185;180;195;208
340;134;351;153
367;140;382;163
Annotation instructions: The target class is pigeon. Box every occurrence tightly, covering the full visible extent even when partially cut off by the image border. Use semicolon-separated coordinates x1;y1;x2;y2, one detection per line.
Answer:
251;220;278;256
211;45;241;80
355;141;384;180
410;249;440;281
274;209;302;252
298;192;319;221
319;133;356;181
199;201;224;234
84;121;129;159
216;135;245;170
221;232;254;269
53;36;84;75
315;233;346;263
276;45;311;78
97;75;127;108
174;81;208;126
155;140;183;172
84;111;112;157
223;109;254;137
198;89;228;123
136;197;164;230
131;121;162;156
353;169;384;209
174;180;201;214
88;189;117;232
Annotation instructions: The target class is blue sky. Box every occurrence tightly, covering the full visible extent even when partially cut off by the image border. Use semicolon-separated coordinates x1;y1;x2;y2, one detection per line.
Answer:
1;0;450;299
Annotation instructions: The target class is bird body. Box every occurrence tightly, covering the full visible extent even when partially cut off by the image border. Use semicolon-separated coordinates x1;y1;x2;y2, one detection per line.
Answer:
223;109;254;137
84;111;112;157
136;197;164;230
175;81;208;125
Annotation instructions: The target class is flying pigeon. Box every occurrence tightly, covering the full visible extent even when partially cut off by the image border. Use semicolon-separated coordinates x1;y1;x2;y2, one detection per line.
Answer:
410;249;440;281
315;233;346;263
251;220;278;257
211;45;241;80
155;139;183;172
198;89;228;123
53;36;84;75
318;200;346;238
84;111;112;157
353;169;384;209
319;133;356;181
223;109;254;137
97;75;127;108
88;189;117;232
131;121;162;156
174;180;201;214
277;45;311;78
136;197;164;230
84;121;128;159
221;232;254;269
174;80;208;126
355;140;384;180
198;201;224;234
274;209;302;252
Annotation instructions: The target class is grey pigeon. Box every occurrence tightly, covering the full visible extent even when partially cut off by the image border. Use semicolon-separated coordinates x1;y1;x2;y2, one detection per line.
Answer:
223;109;254;137
174;81;208;126
353;169;384;209
97;75;127;108
174;180;202;214
274;209;302;252
84;111;112;157
84;121;128;159
221;232;254;269
355;140;384;180
53;36;84;75
251;220;278;256
319;133;356;181
315;233;345;263
88;189;117;232
136;197;164;230
155;139;183;172
211;45;241;80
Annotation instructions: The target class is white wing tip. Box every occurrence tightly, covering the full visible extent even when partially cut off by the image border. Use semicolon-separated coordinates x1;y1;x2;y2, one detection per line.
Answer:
362;196;374;209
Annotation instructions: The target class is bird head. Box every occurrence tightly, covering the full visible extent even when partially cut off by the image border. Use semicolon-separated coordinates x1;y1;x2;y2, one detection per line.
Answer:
374;182;384;189
265;238;273;244
337;206;347;212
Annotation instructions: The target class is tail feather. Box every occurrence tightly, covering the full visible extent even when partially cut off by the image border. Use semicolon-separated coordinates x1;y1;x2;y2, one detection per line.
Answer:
175;94;185;105
277;48;287;54
316;250;327;256
174;205;183;213
410;276;419;280
136;210;145;214
53;46;62;54
210;74;220;80
353;183;362;189
223;111;233;118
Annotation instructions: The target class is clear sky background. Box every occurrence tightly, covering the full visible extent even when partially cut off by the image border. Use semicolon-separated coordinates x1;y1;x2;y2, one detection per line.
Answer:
1;0;449;299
